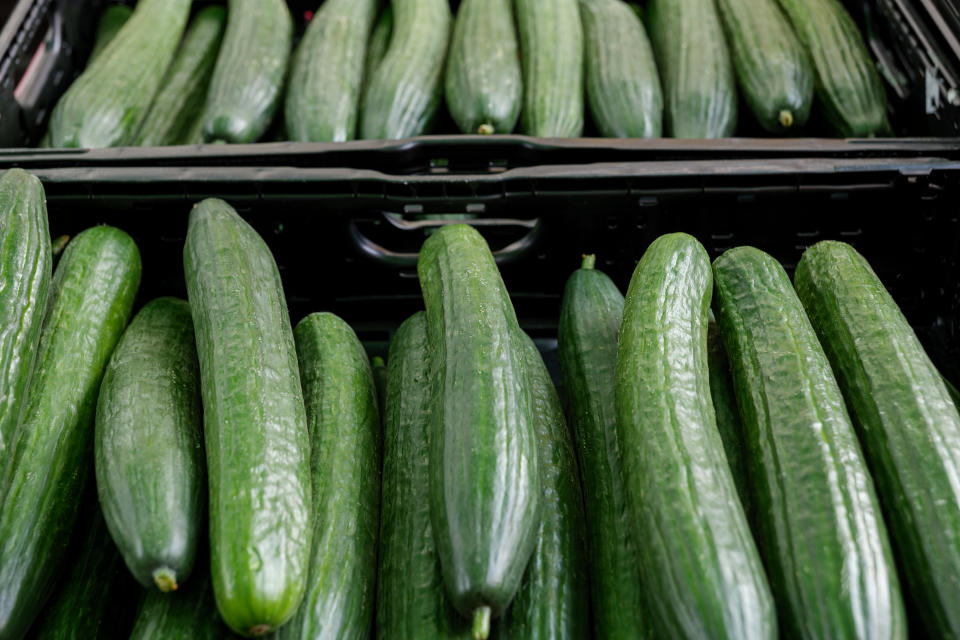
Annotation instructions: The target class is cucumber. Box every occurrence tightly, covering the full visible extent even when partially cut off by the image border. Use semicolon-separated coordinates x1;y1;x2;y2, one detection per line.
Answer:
778;0;889;136
89;4;133;64
713;246;906;640
376;313;468;639
615;233;774;639
183;198;311;636
94;297;203;592
515;0;584;137
444;0;522;135
557;255;648;639
715;0;814;132
278;312;381;639
134;6;227;147
794;240;960;637
0;169;51;462
418;224;539;638
202;0;292;143
580;0;662;138
285;0;379;142
48;0;191;148
364;6;393;88
707;318;750;513
360;0;451;140
372;355;388;418
646;0;737;138
495;333;589;639
0;225;141;639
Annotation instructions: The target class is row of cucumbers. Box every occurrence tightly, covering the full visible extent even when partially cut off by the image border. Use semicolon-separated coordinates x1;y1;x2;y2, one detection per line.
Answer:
43;0;886;149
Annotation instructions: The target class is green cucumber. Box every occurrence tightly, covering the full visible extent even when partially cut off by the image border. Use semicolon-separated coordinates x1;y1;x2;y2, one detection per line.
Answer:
94;297;203;592
134;6;227;147
364;6;393;88
707;318;750;513
557;255;648;639
794;240;960;637
285;0;379;142
278;312;381;638
495;333;589;639
48;0;191;147
515;0;584;137
0;169;51;462
646;0;737;138
716;0;814;132
580;0;662;138
615;233;774;639
713;246;906;640
418;224;539;638
360;0;451;140
184;198;311;637
444;0;522;135
372;355;388;418
129;562;228;640
89;4;134;64
0;225;141;639
778;0;889;136
202;0;292;143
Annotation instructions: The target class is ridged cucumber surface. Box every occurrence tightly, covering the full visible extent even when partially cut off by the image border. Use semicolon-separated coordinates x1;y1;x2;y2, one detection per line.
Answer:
707;318;750;513
615;233;774;639
129;562;228;640
88;4;133;64
713;246;906;640
364;7;393;89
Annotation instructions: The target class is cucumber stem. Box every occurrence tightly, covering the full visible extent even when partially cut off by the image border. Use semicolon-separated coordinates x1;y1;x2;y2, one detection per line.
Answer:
472;606;491;640
581;254;596;270
152;567;178;592
779;110;794;129
478;123;495;135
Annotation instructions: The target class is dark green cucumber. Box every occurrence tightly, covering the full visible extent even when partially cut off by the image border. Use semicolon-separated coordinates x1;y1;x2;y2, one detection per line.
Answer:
707;318;750;513
0;225;140;639
557;255;648;639
444;0;522;135
372;355;388;419
515;0;584;137
278;312;381;638
794;240;960;637
94;297;203;592
183;198;311;637
360;0;451;140
364;6;393;88
48;0;191;147
580;0;662;138
716;0;814;132
713;246;905;640
418;224;539;637
202;0;292;143
129;562;228;640
285;0;379;142
376;313;469;640
0;169;51;462
778;0;888;136
646;0;737;137
134;6;227;146
615;233;774;639
88;4;133;64
495;333;589;639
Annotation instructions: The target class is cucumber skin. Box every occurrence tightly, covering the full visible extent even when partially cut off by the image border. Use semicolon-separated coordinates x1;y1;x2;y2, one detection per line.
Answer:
0;225;141;640
713;246;906;640
794;240;960;638
615;233;774;640
129;564;228;640
0;169;51;463
88;5;133;64
94;297;203;591
364;6;393;87
183;198;312;637
278;313;381;639
557;262;649;639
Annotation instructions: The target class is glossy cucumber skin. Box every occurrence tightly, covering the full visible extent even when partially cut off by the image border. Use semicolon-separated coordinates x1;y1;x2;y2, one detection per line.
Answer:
94;297;203;592
363;7;393;91
580;0;662;138
129;564;230;640
360;0;451;140
202;0;292;143
88;5;133;64
646;0;737;138
444;0;522;135
183;198;311;637
134;6;227;146
795;240;960;638
707;319;750;514
615;233;774;640
285;0;378;142
48;0;191;148
515;0;585;137
376;313;468;640
713;246;906;640
278;313;381;639
418;224;540;623
557;261;648;639
0;169;51;462
0;226;141;640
